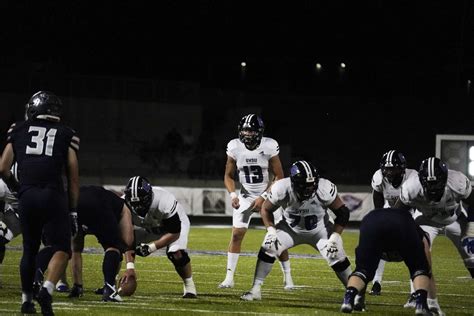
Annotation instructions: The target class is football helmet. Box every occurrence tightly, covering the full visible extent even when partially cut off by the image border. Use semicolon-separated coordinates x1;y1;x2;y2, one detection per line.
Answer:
380;150;406;188
238;114;264;150
290;160;319;201
25;91;62;120
124;176;154;218
418;157;448;202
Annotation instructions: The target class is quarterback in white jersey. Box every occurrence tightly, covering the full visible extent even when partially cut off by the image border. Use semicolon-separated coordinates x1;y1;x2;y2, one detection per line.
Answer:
124;176;197;298
241;161;354;303
369;150;417;296
396;157;474;278
220;114;293;290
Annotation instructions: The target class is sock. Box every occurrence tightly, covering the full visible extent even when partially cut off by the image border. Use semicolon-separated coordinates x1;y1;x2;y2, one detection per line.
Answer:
43;280;54;295
373;260;385;283
35;247;55;283
103;251;121;287
22;292;33;303
225;253;240;279
335;266;352;287
409;279;415;294
254;259;274;287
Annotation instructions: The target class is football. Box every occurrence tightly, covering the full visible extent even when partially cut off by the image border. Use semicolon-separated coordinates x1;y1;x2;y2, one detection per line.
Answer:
118;275;137;296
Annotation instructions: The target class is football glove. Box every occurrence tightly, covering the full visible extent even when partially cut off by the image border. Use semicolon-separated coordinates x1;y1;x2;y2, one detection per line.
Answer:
136;243;152;257
327;232;342;259
264;226;281;252
70;211;79;238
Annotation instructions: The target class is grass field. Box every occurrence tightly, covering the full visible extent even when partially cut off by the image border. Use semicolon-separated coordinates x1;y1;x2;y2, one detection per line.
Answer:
0;226;473;315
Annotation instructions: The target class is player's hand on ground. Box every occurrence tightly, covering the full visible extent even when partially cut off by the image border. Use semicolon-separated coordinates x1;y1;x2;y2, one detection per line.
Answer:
135;243;152;257
120;268;136;284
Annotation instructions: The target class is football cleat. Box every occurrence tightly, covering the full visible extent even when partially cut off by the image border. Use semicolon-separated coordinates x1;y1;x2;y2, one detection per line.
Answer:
340;287;357;313
218;280;235;289
404;293;417;308
94;286;104;295
354;294;366;312
32;281;42;300
240;289;262;301
102;283;123;302
55;280;70;293
36;287;54;316
21;301;36;314
369;281;381;296
183;283;197;299
429;306;445;316
68;283;84;298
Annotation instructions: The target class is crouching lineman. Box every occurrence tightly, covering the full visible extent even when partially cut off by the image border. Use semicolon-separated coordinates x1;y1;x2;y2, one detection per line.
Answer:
341;208;432;315
124;176;197;298
240;161;354;303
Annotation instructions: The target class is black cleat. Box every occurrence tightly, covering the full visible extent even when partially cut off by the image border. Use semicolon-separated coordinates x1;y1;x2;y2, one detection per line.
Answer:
102;283;122;302
68;283;84;298
21;301;36;314
94;286;104;295
369;281;381;296
354;294;366;312
36;288;54;316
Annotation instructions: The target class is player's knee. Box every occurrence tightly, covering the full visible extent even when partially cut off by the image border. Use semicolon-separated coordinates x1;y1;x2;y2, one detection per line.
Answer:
411;269;432;280
331;257;351;272
258;248;276;263
167;250;190;267
350;269;370;284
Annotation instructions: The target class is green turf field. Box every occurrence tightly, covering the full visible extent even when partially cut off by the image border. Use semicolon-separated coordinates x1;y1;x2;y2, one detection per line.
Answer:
0;227;472;315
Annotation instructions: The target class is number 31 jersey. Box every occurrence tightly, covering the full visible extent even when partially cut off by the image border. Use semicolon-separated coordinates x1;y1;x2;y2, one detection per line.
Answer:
7;120;79;190
226;137;279;197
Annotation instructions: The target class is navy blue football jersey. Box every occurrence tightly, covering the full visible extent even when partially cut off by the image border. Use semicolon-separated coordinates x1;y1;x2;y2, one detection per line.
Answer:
78;186;124;222
6;119;79;190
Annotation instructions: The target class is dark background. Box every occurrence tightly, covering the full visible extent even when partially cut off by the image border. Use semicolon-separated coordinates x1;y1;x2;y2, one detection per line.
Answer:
0;0;473;184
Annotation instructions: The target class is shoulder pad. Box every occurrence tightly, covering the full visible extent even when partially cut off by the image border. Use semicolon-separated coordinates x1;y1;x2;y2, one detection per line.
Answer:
371;169;383;191
447;170;472;198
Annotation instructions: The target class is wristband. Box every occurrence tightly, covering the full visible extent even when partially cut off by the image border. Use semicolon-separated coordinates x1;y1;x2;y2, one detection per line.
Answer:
229;192;238;200
260;192;268;200
148;242;157;253
267;226;277;235
126;262;135;270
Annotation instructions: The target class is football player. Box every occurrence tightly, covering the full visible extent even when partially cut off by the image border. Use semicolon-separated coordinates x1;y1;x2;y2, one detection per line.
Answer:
124;176;197;298
369;150;418;295
340;208;432;315
395;157;474;314
0;91;80;315
63;186;136;302
240;161;354;304
220;114;294;290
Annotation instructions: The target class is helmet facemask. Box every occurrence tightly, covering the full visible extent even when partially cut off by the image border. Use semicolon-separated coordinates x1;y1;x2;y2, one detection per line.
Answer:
418;157;448;202
238;114;264;150
125;176;154;218
290;160;319;201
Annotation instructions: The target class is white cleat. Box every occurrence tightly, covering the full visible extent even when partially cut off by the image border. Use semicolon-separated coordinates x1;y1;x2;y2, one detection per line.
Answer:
218;280;235;288
429;306;445;316
403;293;416;308
240;289;262;301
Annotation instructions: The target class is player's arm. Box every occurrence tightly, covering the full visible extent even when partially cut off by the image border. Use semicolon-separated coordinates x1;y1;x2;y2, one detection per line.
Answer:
119;204;136;267
328;195;350;234
461;190;474;254
70;230;85;287
135;213;181;257
66;147;79;211
261;199;279;229
0;144;19;193
372;189;385;208
224;156;239;209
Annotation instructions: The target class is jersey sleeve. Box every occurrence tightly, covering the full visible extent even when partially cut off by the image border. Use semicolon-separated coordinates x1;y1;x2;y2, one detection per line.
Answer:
447;170;472;199
267;178;288;206
316;178;338;206
225;139;238;160
69;128;80;152
265;138;280;158
399;179;418;206
158;189;179;219
371;169;384;192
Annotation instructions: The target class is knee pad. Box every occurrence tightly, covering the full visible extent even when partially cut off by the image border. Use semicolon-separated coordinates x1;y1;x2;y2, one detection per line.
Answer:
331;257;350;272
411;269;432;280
350;269;370;284
167;250;190;267
258;248;276;264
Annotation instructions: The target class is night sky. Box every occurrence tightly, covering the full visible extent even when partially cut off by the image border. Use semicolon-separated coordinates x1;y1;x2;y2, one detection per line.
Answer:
1;1;473;183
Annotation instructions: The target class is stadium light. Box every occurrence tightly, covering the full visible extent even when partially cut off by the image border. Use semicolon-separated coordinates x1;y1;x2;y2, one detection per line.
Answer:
315;63;322;70
241;62;246;67
340;62;346;69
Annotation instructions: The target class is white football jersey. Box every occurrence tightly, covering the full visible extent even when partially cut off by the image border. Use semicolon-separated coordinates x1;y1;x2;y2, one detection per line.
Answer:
371;168;418;207
0;179;19;210
131;187;188;230
226;137;279;197
268;177;337;233
400;169;472;226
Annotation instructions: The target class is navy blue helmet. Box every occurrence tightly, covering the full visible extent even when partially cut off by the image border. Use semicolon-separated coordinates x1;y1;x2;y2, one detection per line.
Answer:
25;91;62;120
418;157;448;202
290;160;319;201
238;114;264;150
380;150;407;188
124;176;154;218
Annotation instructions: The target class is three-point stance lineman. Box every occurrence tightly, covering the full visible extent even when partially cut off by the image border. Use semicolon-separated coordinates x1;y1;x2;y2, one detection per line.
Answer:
340;208;432;315
241;160;352;302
